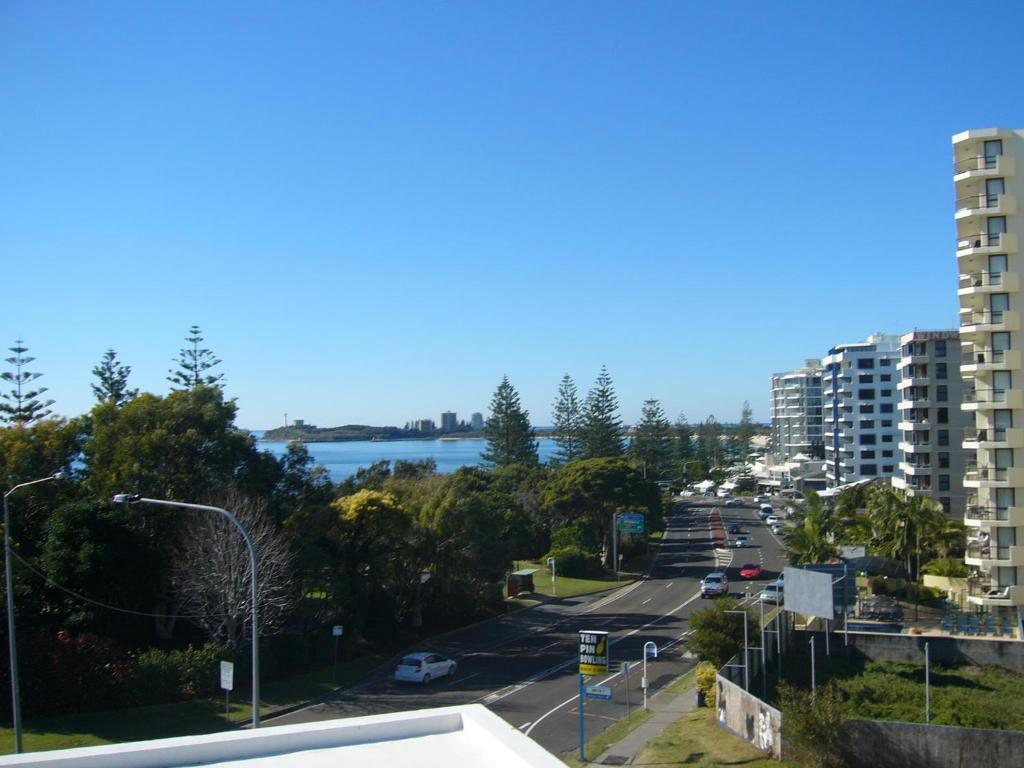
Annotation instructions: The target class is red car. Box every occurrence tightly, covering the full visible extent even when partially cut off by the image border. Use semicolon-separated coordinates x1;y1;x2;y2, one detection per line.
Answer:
739;563;763;580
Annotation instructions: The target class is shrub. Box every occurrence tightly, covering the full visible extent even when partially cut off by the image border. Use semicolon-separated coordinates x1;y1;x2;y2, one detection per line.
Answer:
134;642;234;704
689;598;757;667
777;681;849;768
695;661;717;708
544;545;601;578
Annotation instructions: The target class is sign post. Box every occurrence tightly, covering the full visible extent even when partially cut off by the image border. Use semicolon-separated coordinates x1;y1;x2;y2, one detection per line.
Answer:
578;629;609;762
547;556;557;596
332;625;343;683
642;641;657;711
622;661;632;720
220;660;234;716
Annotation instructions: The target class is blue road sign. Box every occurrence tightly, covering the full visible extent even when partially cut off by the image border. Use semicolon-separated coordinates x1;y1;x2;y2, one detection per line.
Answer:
618;513;645;534
585;684;613;700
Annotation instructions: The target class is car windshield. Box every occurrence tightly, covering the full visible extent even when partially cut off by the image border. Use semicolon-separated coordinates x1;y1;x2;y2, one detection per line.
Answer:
742;564;756;570
705;575;723;583
399;657;422;667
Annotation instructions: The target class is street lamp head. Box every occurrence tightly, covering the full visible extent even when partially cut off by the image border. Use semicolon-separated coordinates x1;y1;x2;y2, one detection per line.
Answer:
51;471;65;481
111;493;142;505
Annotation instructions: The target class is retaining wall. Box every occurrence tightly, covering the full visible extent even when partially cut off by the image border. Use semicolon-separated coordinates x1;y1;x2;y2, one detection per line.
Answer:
714;673;782;759
845;718;1024;768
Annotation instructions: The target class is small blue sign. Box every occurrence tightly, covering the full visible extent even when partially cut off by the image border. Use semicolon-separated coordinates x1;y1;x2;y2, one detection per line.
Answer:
618;513;645;534
585;684;613;700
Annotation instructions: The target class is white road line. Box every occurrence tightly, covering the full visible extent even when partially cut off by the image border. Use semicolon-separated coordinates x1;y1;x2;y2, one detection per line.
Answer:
642;598;652;605
518;722;532;731
537;640;561;652
447;671;481;686
665;582;673;589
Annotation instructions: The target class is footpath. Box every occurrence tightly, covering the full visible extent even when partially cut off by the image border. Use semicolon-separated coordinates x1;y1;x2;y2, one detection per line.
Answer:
584;684;698;766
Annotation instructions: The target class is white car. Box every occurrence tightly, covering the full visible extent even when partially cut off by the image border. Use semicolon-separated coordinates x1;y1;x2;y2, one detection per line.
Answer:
755;495;771;504
394;652;457;684
760;583;783;603
724;498;744;507
766;515;779;526
733;535;752;548
771;522;784;535
700;571;729;598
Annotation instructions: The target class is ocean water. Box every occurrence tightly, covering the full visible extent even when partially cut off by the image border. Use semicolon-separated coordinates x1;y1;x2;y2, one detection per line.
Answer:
254;433;559;481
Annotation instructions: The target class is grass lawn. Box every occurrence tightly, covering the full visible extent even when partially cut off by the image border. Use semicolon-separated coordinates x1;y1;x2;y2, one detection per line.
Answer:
766;654;1024;730
0;654;386;756
634;707;798;768
560;707;654;768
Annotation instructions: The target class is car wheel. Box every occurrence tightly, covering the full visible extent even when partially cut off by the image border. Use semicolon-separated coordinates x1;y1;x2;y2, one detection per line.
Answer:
449;663;457;677
422;673;431;685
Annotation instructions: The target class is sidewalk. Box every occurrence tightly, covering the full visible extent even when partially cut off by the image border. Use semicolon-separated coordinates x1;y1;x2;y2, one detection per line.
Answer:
587;686;698;766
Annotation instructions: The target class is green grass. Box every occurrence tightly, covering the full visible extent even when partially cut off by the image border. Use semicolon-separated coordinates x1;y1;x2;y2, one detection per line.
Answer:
766;655;1024;730
635;707;799;768
0;654;386;755
560;707;654;768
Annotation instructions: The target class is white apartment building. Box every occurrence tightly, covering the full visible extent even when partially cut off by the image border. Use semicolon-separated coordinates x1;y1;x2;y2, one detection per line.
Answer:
770;360;824;461
892;330;969;519
954;128;1024;610
821;333;902;488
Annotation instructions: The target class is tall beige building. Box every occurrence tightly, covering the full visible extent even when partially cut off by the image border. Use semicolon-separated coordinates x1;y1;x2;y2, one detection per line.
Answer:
893;330;969;519
954;128;1024;609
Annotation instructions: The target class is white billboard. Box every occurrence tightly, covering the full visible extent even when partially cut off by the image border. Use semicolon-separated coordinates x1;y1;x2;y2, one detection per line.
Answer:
782;566;833;619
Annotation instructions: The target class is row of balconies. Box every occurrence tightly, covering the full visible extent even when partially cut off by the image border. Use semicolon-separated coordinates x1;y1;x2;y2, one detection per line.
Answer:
965;543;1024;567
963;426;1024;449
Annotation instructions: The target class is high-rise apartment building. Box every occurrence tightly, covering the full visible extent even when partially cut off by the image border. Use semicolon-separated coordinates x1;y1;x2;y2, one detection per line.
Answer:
470;412;484;430
821;333;902;488
892;330;969;518
441;411;458;433
770;360;824;461
954;128;1024;607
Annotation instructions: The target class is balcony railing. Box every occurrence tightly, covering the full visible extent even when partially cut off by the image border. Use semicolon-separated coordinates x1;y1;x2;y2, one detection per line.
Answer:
967;544;1010;561
954;155;1001;174
961;348;1006;365
961;310;1005;327
963;427;1008;443
959;271;1006;290
964;465;1009;482
964;388;1008;404
958;232;1003;249
956;193;1002;212
966;505;1009;521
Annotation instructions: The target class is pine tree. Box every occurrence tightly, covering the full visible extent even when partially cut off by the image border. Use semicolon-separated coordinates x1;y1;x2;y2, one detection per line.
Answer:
733;400;755;461
91;349;138;406
0;339;55;425
551;374;583;463
482;375;538;467
632;399;672;479
168;325;224;390
580;366;623;458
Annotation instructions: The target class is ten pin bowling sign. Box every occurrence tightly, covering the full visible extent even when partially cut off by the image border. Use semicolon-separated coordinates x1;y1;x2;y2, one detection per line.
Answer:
579;630;609;675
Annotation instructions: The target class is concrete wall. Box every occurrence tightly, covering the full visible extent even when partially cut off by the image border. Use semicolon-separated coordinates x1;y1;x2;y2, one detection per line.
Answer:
715;673;782;759
793;628;1024;671
845;718;1024;768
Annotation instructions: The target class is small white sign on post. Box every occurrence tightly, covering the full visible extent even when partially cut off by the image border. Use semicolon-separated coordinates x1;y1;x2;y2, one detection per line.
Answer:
332;625;344;637
220;660;234;691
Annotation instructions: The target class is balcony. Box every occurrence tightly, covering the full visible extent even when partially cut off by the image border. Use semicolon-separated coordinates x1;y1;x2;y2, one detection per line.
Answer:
964;503;1024;527
966;581;1024;607
960;347;1022;374
899;440;931;453
962;387;1024;411
902;462;933;476
897;376;929;391
956;231;1017;260
954;152;1015;181
955;193;1017;221
959;309;1019;335
962;426;1024;449
963;464;1024;488
958;270;1020;298
965;544;1024;567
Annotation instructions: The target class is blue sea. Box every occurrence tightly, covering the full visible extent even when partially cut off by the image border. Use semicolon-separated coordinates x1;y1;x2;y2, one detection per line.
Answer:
253;432;559;482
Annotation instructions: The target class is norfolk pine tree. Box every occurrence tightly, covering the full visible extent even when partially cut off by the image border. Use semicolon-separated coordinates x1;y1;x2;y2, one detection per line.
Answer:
732;400;755;460
580;366;623;458
91;349;138;406
482;375;538;467
167;325;224;390
632;398;672;479
0;339;55;425
551;374;583;463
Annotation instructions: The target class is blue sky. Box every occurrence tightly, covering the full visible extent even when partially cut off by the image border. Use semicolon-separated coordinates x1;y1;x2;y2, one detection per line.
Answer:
2;2;1022;429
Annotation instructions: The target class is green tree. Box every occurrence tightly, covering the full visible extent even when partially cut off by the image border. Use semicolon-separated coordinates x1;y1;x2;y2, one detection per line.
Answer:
785;490;839;565
689;598;759;667
631;398;672;479
551;374;583;463
482;375;538;467
580;366;623;458
167;325;224;390
777;681;849;768
731;400;755;460
91;349;138;406
0;339;55;425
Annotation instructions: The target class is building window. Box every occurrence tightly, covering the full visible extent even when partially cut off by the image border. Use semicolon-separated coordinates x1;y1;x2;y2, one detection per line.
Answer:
859;374;874;384
880;403;894;413
860;404;874;414
881;389;892;397
882;465;893;473
939;452;950;469
881;419;893;427
859;389;876;399
858;358;875;369
937;407;949;424
939;475;950;491
882;434;894;442
862;450;876;459
860;434;877;445
937;385;948;402
883;449;894;458
938;430;949;446
935;340;947;357
880;358;893;366
881;374;892;382
940;497;951;515
936;363;947;380
860;420;875;429
862;464;878;475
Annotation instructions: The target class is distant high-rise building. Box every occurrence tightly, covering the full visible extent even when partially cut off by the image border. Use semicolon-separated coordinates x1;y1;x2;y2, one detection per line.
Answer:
415;418;436;433
441;411;458;433
470;412;484;430
821;333;902;487
770;360;824;461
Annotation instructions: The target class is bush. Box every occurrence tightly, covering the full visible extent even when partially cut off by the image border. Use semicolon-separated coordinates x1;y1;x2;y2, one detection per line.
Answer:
134;642;234;704
544;545;601;578
689;598;757;667
777;681;849;768
695;661;717;708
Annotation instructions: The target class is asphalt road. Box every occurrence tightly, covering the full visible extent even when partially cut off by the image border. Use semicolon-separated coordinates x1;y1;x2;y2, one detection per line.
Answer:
270;498;789;757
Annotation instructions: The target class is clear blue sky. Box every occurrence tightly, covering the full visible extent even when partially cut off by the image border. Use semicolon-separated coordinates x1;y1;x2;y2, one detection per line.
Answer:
2;2;1022;429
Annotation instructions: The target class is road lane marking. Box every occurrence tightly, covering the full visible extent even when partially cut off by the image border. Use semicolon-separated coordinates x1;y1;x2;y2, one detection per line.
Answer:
665;582;673;589
518;722;532;730
447;672;481;686
537;640;561;652
642;598;652;605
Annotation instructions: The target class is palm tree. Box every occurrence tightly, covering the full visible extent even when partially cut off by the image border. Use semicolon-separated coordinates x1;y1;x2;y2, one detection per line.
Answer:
785;490;839;565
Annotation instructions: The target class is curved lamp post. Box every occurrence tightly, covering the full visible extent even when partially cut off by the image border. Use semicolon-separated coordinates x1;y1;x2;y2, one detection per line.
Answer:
5;471;65;753
111;494;260;728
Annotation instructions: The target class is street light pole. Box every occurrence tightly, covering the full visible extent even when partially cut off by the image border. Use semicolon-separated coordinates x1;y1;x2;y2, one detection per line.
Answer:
725;610;749;691
112;494;261;728
5;472;65;753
